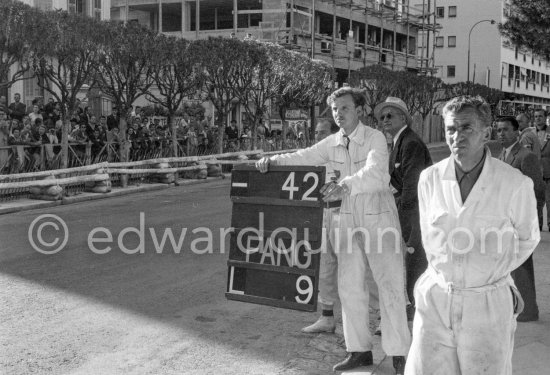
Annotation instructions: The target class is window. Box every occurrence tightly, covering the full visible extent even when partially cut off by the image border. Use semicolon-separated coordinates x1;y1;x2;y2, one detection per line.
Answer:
447;65;456;77
68;0;83;14
448;6;457;17
448;36;456;47
435;36;444;47
94;0;101;20
436;7;444;18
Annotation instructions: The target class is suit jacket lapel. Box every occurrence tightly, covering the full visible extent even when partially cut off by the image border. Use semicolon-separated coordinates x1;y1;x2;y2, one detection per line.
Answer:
507;142;521;165
390;127;408;174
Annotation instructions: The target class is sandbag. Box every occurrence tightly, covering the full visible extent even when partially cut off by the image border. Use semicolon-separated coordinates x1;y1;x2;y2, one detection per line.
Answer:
207;163;222;177
44;185;63;196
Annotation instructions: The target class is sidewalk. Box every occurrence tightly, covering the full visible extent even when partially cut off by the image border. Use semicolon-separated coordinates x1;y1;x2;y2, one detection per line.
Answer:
284;231;550;374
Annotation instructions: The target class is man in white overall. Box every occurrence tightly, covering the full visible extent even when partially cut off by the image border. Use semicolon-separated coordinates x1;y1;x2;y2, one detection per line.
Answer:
256;87;410;374
405;96;540;375
301;118;380;335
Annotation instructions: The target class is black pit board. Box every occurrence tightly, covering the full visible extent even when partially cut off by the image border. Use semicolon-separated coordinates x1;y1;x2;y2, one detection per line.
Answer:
225;165;325;312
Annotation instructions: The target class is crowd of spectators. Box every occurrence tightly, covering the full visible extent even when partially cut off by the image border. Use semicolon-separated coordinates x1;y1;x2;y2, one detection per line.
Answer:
0;93;314;173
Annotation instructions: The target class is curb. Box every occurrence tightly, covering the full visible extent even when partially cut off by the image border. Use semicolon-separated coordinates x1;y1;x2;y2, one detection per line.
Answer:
0;175;230;216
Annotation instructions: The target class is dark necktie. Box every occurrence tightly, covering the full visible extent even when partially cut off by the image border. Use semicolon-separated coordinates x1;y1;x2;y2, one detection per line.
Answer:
344;135;350;150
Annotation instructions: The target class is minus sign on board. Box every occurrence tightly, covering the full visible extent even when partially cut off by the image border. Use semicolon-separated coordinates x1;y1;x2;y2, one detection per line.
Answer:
232;183;248;188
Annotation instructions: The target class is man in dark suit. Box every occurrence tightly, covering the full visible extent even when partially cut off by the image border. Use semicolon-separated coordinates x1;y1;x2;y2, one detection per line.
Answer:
375;97;432;320
536;110;550;232
496;116;543;322
107;108;119;131
8;93;26;122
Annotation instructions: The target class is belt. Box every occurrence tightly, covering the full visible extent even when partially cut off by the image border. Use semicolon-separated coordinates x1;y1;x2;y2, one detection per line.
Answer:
427;266;512;295
324;200;342;209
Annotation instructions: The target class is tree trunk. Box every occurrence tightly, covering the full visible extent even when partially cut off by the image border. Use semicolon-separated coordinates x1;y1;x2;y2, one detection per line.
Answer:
309;105;316;143
252;120;257;150
61;114;69;169
169;112;177;157
279;106;287;150
118;107;129;187
218;112;226;154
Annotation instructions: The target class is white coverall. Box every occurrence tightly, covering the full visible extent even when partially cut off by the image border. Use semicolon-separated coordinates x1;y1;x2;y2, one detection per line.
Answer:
272;123;411;355
319;203;379;311
406;153;540;375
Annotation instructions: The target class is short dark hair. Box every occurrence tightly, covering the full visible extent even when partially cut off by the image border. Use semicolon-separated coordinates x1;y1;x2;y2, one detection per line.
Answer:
496;116;519;131
327;87;366;108
442;95;492;128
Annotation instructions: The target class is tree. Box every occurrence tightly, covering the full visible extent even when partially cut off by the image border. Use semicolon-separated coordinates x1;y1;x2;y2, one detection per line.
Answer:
499;0;550;58
32;10;104;168
235;41;289;149
349;65;400;119
411;75;446;120
190;37;262;153
0;0;46;90
148;36;202;156
95;20;160;167
444;82;506;116
275;52;334;143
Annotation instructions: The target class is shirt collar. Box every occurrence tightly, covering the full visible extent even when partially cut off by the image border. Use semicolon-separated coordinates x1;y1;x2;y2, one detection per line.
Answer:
337;122;363;147
454;149;487;182
393;125;408;146
443;146;492;181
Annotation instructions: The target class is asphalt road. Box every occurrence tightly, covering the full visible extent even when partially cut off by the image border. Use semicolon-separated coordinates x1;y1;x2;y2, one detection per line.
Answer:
0;142;517;375
1;179;331;375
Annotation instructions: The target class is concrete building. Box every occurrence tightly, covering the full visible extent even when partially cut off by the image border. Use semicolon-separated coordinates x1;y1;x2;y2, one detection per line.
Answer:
109;0;436;126
110;0;436;79
420;0;550;111
6;0;111;113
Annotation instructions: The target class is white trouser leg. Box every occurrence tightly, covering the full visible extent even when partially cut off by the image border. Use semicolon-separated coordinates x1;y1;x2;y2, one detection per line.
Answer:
406;273;517;375
364;211;411;356
336;211;372;352
318;208;340;306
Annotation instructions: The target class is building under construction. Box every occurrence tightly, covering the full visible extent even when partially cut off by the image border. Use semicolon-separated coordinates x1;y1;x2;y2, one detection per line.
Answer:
111;0;439;82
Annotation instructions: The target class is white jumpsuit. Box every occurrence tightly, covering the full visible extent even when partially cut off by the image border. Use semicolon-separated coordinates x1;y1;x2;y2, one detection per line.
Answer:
406;153;540;375
272;123;411;355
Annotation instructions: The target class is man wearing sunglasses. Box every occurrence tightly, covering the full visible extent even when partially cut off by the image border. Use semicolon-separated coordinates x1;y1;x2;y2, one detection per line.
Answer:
374;97;432;321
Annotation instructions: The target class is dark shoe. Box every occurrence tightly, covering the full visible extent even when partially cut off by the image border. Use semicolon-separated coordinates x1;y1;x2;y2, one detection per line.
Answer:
406;304;415;321
333;351;373;372
517;312;539;322
393;356;406;375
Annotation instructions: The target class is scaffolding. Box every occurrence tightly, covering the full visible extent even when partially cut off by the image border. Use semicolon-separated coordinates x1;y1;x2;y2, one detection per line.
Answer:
114;0;439;75
312;0;440;74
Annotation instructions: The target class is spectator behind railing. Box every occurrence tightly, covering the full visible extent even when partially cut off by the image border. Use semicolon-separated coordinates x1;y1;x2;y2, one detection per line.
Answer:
0;121;9;170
